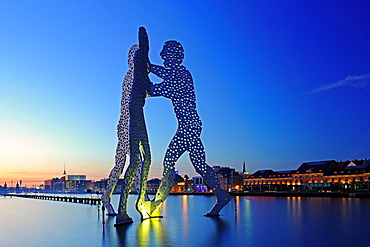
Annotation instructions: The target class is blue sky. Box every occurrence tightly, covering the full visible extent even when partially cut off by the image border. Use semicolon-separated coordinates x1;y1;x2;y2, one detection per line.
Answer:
1;1;370;186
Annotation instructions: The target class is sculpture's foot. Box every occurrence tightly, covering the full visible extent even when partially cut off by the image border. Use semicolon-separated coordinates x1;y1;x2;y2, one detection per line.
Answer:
205;192;232;216
135;199;163;220
107;212;118;216
148;200;164;218
135;199;152;220
115;213;133;226
204;213;220;217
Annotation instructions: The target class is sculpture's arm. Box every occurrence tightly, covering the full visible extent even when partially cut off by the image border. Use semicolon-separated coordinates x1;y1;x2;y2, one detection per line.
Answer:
138;27;151;95
137;27;150;74
150;64;169;79
138;27;149;53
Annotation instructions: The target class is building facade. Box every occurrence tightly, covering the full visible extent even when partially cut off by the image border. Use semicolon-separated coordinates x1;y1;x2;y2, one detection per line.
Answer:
244;159;370;193
44;175;94;193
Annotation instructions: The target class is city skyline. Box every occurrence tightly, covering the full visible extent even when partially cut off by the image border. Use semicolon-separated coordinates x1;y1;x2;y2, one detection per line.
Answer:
1;1;370;187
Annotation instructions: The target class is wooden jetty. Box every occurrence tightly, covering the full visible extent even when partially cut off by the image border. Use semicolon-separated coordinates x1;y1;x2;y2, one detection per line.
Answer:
1;194;101;205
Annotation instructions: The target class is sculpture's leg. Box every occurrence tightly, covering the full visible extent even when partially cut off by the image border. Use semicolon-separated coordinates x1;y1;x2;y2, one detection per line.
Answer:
189;138;232;216
201;166;232;216
149;138;186;217
131;158;142;195
135;140;153;220
131;150;150;201
149;166;176;218
115;153;140;226
101;152;127;216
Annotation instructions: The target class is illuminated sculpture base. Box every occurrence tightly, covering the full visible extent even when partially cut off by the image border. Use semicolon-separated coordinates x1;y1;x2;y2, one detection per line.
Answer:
114;213;133;226
135;199;163;219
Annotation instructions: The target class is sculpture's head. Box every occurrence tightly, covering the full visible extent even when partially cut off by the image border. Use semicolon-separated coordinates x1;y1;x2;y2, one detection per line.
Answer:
128;44;139;69
160;41;184;68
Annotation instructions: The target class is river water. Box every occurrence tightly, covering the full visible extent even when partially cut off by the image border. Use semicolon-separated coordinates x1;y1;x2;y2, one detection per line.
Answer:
1;194;369;246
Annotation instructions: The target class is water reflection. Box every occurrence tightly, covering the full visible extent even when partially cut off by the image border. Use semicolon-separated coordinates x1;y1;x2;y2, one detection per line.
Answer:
115;222;132;246
234;196;252;244
206;216;230;245
2;195;370;246
136;218;169;246
181;195;190;238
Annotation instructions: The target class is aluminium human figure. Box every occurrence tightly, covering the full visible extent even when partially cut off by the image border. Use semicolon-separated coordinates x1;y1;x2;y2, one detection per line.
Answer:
115;27;152;225
148;41;232;217
101;43;139;216
102;27;152;224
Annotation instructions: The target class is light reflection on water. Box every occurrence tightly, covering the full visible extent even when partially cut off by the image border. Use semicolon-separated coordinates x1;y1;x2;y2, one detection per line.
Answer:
1;195;370;246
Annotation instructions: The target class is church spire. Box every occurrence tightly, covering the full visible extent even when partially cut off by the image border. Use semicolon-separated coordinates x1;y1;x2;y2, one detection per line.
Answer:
242;162;248;175
63;162;67;176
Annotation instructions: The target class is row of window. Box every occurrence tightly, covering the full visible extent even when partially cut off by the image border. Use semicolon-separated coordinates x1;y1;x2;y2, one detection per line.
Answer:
245;176;369;185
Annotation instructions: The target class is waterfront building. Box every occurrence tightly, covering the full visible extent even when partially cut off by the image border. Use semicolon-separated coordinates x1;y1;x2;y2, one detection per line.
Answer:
215;167;244;192
171;174;186;192
61;174;94;193
184;175;193;191
193;176;208;192
244;169;292;191
65;179;95;193
292;160;337;192
94;179;108;193
147;178;161;193
243;159;370;193
325;160;370;191
94;178;125;194
44;175;94;193
0;182;7;193
44;177;61;192
0;184;4;193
